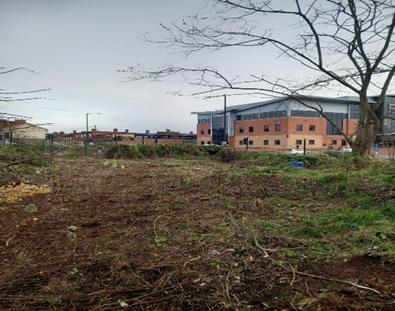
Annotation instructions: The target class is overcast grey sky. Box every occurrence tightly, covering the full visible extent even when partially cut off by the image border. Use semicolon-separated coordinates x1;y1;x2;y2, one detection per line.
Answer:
1;0;393;133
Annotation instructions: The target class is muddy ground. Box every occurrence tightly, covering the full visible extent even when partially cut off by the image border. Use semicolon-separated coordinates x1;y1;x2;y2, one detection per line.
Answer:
0;158;394;310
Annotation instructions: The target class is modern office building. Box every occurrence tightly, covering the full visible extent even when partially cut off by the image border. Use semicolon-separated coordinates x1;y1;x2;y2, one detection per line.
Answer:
193;95;395;152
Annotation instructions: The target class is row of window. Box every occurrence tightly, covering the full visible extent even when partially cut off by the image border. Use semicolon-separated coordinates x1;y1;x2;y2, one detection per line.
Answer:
200;129;211;135
236;110;287;121
239;139;316;146
198;118;211;124
240;124;282;133
238;124;316;134
202;139;345;147
239;139;282;146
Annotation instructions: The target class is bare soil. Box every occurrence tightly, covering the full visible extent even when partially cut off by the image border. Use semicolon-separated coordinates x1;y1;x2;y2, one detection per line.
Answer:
0;158;394;310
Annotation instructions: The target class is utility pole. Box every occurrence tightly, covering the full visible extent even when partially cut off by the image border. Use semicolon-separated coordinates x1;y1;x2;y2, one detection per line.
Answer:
223;94;227;145
85;113;89;155
303;138;307;155
85;112;101;155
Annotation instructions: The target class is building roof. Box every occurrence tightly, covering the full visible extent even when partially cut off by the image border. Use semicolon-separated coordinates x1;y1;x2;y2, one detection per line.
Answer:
191;95;376;115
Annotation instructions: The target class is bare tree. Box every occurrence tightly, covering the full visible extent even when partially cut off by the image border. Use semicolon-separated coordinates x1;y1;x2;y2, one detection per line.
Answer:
0;66;50;102
124;0;395;154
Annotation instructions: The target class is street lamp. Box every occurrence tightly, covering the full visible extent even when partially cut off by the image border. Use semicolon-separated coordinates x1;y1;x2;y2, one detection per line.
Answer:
85;112;101;155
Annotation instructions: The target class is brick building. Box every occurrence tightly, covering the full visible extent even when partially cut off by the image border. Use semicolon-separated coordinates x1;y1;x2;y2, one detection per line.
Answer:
54;128;196;145
193;95;395;152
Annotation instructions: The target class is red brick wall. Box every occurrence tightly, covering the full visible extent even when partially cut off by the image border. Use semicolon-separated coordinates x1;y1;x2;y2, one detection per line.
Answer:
197;124;212;145
287;117;326;135
342;119;359;136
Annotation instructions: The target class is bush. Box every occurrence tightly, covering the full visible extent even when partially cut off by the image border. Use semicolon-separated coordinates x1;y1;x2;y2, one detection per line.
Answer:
103;144;223;159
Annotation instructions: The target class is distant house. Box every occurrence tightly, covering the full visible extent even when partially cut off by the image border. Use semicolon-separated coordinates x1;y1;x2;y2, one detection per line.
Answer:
0;119;48;143
54;128;197;145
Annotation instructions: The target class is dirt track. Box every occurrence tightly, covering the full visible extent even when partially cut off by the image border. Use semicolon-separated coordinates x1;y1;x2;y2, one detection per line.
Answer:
0;158;394;310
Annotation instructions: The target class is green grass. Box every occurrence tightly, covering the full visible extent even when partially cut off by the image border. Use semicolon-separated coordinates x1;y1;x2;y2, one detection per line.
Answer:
255;202;395;259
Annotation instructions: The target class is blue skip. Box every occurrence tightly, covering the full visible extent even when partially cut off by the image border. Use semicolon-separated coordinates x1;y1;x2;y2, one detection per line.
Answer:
288;161;304;168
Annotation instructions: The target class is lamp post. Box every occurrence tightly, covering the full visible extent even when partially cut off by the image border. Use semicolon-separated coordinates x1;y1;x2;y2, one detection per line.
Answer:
85;112;101;155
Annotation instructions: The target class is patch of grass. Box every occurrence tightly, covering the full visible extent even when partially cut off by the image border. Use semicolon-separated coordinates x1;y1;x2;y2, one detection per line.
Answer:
270;198;303;208
255;202;395;259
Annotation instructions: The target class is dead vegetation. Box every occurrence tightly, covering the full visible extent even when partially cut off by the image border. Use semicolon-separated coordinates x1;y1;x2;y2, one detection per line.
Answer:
0;156;394;310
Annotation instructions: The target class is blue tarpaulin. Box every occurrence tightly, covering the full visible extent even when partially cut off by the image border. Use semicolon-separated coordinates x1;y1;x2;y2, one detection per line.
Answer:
288;161;304;168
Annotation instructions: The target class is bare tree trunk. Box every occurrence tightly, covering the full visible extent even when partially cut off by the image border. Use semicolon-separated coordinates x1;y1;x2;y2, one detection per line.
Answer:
352;95;374;155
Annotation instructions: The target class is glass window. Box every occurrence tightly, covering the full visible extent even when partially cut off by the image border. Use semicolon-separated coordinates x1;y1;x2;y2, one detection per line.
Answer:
207;141;211;144
249;140;253;145
264;125;270;132
324;112;347;135
260;110;287;119
239;127;244;133
200;141;204;145
208;129;211;135
263;140;269;145
239;140;243;145
198;118;211;124
331;140;337;145
275;140;281;145
296;124;303;131
349;105;360;119
309;124;316;131
275;124;281;132
290;110;320;117
296;139;302;145
249;126;254;133
309;140;315;145
200;129;204;135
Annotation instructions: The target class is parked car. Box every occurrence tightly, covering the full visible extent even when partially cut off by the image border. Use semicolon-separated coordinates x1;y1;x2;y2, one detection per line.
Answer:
289;148;304;155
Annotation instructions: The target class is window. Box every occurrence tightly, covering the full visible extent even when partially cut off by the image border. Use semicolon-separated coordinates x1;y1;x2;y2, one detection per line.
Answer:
198;118;210;124
263;140;269;145
264;125;270;132
208;129;211;135
249;126;254;133
331;140;337;145
239;127;244;133
290;110;320;117
349;105;360;119
249;140;254;145
309;124;316;131
341;140;347;146
239;140;244;145
296;139;302;145
275;140;281;145
325;112;347;135
260;110;287;119
207;141;211;144
309;140;315;145
200;141;204;145
275;124;281;132
200;129;204;135
237;113;259;120
296;124;303;131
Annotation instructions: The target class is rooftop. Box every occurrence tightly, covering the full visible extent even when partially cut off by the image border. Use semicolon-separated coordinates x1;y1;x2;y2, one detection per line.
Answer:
192;95;377;115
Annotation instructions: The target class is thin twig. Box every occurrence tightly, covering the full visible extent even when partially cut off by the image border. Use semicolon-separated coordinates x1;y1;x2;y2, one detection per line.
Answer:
153;215;163;238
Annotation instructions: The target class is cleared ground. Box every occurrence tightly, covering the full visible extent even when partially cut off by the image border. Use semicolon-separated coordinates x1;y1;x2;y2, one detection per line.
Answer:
0;157;394;310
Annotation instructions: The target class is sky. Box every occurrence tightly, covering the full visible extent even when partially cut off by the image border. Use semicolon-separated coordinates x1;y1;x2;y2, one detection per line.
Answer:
1;0;393;133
